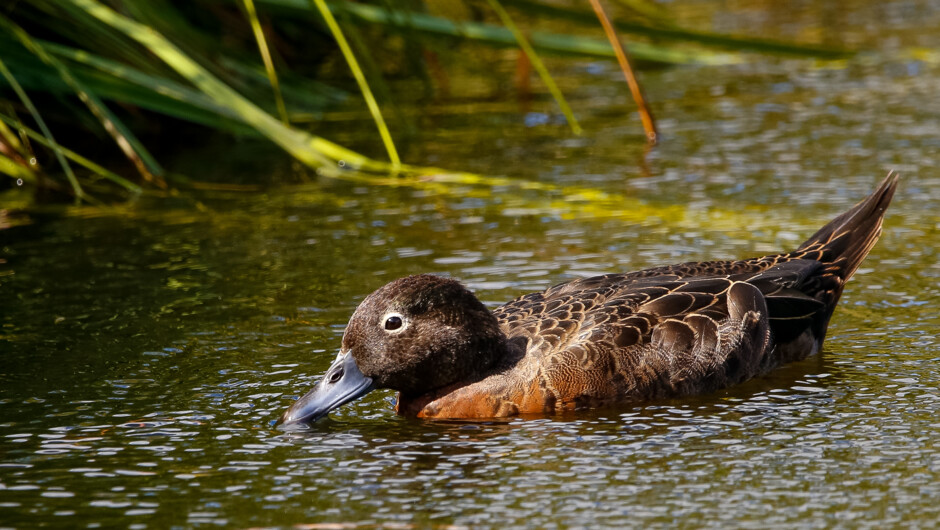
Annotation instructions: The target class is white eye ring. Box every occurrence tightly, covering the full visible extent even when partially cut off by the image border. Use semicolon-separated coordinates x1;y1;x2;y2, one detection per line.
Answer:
382;312;407;333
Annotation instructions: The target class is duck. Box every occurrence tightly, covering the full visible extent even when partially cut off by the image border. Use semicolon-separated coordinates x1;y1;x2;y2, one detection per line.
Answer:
277;173;898;426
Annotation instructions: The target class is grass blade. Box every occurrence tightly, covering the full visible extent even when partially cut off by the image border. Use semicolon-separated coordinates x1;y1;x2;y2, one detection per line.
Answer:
2;35;342;131
0;153;39;184
0;112;30;167
256;0;735;65
0;57;84;200
0;111;142;193
309;0;401;169
500;0;853;58
9;38;254;125
25;0;166;76
117;0;260;92
588;0;656;144
334;6;410;137
607;0;671;23
0;13;166;187
0;55;256;134
485;0;582;135
65;0;392;174
241;0;290;125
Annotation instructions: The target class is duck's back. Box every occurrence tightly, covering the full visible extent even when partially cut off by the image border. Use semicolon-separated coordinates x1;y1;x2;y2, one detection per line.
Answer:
398;174;897;419
491;257;816;406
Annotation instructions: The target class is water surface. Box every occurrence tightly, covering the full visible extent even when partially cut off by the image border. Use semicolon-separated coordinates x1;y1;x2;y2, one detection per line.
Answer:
2;1;939;527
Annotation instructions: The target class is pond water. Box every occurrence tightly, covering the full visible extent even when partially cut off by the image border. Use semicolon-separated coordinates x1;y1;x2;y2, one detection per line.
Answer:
2;2;940;528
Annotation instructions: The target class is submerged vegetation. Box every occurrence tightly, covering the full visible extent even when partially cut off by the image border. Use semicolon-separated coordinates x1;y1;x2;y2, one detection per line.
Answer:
0;0;854;203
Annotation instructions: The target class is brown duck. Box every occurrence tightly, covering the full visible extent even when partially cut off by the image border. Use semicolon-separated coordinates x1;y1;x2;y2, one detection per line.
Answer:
277;174;898;426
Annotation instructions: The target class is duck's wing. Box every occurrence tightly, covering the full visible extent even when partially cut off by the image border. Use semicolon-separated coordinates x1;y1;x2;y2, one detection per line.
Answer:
493;268;793;404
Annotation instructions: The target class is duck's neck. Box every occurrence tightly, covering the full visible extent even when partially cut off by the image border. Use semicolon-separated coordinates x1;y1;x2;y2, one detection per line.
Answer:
395;335;530;418
395;332;524;411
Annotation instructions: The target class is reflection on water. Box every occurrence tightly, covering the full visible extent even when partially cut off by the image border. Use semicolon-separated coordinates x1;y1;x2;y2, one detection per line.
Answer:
2;1;940;527
3;353;940;527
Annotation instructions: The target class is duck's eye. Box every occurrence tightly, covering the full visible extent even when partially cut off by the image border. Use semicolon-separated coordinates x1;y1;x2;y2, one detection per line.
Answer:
384;314;404;331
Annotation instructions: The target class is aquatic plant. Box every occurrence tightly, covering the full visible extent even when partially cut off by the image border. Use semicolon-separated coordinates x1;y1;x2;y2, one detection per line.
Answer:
0;0;852;202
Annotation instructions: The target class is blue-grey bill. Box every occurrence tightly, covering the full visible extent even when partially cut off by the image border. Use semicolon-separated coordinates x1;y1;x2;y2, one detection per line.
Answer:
276;352;374;427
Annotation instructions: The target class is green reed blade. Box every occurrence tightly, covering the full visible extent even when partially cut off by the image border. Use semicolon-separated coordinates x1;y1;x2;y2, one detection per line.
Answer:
0;58;84;200
606;0;672;23
241;0;290;125
255;0;732;65
485;0;582;135
334;7;410;137
25;0;164;76
500;0;853;58
65;0;392;174
309;0;400;169
0;114;27;160
0;14;165;186
0;153;38;184
10;38;250;122
0;111;142;193
0;52;256;134
1;35;340;133
118;0;258;91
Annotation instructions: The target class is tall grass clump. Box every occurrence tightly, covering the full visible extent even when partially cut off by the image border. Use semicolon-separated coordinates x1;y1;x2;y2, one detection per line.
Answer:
0;0;853;203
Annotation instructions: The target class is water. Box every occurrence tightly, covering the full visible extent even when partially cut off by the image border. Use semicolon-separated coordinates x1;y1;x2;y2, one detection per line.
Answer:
2;2;940;527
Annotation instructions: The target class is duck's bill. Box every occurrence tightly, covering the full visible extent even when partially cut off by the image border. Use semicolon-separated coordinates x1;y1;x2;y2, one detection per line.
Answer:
276;352;374;428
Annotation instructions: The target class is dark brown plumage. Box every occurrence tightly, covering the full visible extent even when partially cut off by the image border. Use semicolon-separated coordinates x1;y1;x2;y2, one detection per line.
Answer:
277;174;898;425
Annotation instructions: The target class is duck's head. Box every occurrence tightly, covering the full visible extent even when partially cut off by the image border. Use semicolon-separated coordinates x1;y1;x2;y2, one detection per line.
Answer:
277;274;506;427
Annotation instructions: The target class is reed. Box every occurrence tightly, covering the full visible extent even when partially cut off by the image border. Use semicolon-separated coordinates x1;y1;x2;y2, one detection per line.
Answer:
0;0;855;202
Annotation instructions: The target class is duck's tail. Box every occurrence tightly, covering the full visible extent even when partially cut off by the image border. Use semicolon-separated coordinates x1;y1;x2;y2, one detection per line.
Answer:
792;172;899;282
760;173;899;363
